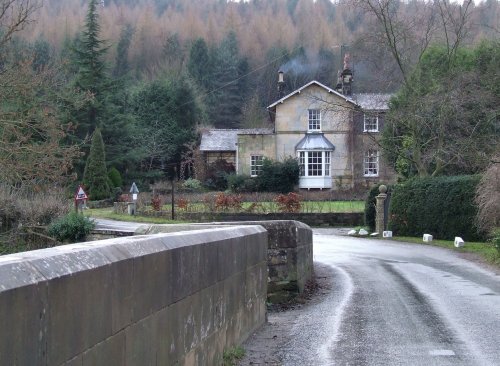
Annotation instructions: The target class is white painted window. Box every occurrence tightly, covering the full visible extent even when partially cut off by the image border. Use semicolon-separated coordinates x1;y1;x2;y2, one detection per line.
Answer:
297;151;331;177
324;151;331;177
250;155;263;177
299;151;305;176
364;150;379;176
308;109;321;131
364;113;379;132
308;151;322;176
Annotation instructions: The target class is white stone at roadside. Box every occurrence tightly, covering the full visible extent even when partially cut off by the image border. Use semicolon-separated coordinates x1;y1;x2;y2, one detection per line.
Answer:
371;232;379;236
359;229;368;236
383;231;393;238
348;230;357;236
454;237;465;248
423;234;433;242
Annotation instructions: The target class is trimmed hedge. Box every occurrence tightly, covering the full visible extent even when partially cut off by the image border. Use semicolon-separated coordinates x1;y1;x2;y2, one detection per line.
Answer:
389;175;484;241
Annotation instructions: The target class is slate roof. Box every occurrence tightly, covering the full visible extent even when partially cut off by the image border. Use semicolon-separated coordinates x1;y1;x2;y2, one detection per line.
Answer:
295;133;335;151
354;93;393;111
200;128;274;151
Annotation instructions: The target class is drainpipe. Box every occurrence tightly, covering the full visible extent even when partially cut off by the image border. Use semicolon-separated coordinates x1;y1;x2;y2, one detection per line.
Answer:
235;142;239;174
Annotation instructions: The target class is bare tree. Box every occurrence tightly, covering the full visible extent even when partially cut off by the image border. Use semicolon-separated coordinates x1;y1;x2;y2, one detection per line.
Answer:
0;0;43;49
0;60;84;189
352;0;474;87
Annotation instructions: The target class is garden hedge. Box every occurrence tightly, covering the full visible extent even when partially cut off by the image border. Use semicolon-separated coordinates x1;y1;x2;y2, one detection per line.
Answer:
389;175;484;241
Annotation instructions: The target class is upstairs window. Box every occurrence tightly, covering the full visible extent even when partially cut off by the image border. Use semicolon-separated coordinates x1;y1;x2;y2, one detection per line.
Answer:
364;150;379;177
364;113;379;132
250;155;264;177
308;109;321;131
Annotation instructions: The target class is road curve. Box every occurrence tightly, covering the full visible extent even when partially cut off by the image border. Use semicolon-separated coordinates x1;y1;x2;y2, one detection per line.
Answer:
279;230;500;366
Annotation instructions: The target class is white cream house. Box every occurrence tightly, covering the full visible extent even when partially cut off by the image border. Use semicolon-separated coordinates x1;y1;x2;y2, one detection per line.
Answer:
200;79;396;190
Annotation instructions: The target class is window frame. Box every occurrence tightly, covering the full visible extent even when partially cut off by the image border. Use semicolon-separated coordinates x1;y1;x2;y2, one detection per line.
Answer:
364;149;379;177
297;150;331;177
308;109;321;132
250;155;264;177
363;113;379;133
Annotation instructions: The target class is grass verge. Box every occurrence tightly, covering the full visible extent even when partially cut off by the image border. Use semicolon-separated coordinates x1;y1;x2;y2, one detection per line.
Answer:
84;208;187;224
222;346;245;366
390;236;500;267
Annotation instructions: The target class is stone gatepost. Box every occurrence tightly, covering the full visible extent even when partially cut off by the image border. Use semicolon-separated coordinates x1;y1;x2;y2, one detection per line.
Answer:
375;185;387;235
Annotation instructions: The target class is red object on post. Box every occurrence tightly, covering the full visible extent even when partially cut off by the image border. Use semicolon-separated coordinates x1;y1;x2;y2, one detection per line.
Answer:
74;185;88;212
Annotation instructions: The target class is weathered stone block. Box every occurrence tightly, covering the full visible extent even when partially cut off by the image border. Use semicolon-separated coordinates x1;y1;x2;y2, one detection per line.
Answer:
82;332;125;366
125;316;157;366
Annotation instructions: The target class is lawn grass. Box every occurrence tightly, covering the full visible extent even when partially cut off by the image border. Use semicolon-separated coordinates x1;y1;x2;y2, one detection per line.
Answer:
84;208;187;224
390;236;500;267
161;200;364;213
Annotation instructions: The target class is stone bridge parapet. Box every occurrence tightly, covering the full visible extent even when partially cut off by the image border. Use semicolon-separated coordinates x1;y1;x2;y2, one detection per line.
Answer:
0;226;267;366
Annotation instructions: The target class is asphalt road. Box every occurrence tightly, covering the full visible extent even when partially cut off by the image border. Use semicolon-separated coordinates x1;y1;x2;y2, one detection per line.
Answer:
278;230;500;366
93;218;144;232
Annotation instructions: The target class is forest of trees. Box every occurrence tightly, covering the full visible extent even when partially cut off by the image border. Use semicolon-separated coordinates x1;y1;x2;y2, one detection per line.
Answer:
0;0;498;188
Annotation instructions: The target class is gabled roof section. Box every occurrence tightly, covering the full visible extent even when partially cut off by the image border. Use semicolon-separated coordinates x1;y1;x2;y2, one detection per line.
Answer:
200;128;274;152
354;93;393;111
267;80;358;110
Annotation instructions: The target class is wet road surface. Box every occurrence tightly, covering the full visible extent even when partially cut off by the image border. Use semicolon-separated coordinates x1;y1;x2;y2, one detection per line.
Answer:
93;218;143;232
278;230;500;366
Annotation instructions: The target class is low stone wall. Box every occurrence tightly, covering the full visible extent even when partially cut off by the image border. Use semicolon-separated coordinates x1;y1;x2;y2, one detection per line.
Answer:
137;220;313;303
0;226;267;366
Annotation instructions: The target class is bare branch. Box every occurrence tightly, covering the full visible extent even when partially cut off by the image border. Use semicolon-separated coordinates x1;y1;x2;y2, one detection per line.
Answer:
0;0;43;49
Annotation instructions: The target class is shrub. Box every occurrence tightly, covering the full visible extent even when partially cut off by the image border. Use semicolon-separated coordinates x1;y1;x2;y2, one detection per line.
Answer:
108;167;123;188
389;175;484;241
151;195;162;211
182;178;203;192
475;157;500;234
83;129;111;200
214;193;243;211
227;174;246;192
227;174;258;193
491;228;500;253
256;157;299;193
275;192;302;213
204;159;234;191
118;194;129;202
176;198;189;210
47;213;95;243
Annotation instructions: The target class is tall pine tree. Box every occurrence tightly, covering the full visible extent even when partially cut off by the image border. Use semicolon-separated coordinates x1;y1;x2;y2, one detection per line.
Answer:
113;24;134;78
70;0;137;176
210;32;248;128
187;38;212;90
72;0;110;139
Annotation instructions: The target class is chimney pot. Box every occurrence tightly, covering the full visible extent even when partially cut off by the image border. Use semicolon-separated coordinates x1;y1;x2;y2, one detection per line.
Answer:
278;70;284;84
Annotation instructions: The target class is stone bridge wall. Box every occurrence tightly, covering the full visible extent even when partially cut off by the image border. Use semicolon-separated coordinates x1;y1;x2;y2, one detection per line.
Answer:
138;220;313;303
0;226;267;366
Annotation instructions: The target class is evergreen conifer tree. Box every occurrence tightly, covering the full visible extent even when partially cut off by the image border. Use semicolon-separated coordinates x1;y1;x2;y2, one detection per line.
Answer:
211;32;247;128
113;24;134;78
83;128;111;200
72;0;111;139
187;38;212;89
